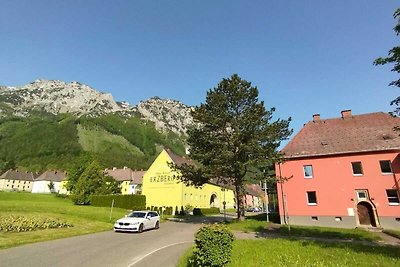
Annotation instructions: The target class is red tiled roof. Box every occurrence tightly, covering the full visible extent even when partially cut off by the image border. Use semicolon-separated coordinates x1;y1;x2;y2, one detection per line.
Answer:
245;184;263;197
106;167;145;184
35;170;67;182
165;149;194;166
131;170;146;184
282;112;400;158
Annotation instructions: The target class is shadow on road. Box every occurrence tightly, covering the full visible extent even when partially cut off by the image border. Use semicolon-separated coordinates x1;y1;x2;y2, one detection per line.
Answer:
166;213;236;225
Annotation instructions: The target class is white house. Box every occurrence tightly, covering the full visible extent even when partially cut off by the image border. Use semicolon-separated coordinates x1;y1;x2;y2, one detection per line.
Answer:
32;170;68;194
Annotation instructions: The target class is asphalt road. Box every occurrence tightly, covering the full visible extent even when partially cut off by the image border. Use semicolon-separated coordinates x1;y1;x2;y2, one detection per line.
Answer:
0;218;219;267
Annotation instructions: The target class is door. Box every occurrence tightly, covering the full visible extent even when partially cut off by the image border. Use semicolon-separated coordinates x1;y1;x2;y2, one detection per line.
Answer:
357;202;376;226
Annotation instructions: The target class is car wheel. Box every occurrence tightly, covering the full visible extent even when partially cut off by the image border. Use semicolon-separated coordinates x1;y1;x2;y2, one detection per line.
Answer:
138;223;143;233
155;221;160;229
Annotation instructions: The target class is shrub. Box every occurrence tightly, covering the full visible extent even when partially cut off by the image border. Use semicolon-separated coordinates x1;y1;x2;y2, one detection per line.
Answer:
192;224;234;266
90;194;146;210
175;206;179;215
185;204;194;213
0;215;73;232
193;208;203;216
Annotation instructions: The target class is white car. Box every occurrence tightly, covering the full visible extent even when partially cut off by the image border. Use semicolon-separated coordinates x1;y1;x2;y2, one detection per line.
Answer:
114;211;160;233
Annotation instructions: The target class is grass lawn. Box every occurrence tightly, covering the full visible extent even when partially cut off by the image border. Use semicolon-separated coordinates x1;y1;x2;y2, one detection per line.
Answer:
230;239;400;267
0;192;129;249
225;214;270;233
178;239;400;267
226;213;380;242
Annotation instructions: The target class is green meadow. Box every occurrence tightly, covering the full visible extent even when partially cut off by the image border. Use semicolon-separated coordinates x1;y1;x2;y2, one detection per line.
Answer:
0;192;128;249
178;239;400;267
178;214;399;267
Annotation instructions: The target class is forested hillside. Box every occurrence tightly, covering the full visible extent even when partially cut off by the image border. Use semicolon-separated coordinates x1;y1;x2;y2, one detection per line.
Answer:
0;112;186;173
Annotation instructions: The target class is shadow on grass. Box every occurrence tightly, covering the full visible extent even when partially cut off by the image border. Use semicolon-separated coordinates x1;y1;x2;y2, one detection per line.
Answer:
274;225;379;241
295;238;400;261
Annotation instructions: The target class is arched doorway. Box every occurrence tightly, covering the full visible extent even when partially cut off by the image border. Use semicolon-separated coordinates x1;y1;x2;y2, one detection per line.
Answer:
357;202;377;227
210;193;219;208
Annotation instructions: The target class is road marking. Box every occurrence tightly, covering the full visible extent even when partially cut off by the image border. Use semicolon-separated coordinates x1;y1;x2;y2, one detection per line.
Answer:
127;241;194;266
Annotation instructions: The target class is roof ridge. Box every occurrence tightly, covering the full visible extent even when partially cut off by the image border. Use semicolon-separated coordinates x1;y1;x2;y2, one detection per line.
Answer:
281;112;400;158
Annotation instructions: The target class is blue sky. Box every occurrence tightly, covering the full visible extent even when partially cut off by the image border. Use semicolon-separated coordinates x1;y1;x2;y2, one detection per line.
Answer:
0;1;399;137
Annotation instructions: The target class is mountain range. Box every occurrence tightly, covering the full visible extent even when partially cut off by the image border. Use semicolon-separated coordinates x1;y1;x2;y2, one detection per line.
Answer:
0;79;193;135
0;79;193;173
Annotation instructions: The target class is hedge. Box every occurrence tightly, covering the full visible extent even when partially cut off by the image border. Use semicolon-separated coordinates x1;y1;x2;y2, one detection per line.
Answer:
199;207;220;214
192;224;234;266
90;194;146;210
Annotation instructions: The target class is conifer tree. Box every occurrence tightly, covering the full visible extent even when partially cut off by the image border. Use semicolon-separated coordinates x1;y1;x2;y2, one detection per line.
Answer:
71;160;120;205
172;74;291;220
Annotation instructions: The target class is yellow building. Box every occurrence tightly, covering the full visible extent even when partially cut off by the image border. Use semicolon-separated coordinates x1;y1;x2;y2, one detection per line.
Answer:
142;149;235;214
106;167;145;194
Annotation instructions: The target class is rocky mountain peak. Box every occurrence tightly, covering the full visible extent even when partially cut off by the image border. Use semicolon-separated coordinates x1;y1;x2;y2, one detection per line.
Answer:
137;97;193;135
0;79;124;116
0;79;193;135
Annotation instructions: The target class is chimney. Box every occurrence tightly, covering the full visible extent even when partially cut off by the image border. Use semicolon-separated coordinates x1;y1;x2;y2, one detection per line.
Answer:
341;110;352;119
312;114;320;122
123;166;127;170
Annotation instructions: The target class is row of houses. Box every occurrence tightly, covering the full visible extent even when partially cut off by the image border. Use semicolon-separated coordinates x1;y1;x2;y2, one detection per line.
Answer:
0;170;68;194
0;150;263;214
0;168;146;195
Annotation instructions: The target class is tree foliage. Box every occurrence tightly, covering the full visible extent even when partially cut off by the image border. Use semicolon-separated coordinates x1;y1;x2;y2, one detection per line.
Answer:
70;160;120;205
0;112;186;173
172;74;292;219
374;8;400;115
65;153;94;193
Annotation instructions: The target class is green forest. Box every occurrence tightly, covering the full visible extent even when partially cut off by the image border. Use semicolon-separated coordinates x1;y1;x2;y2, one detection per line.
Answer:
0;112;186;174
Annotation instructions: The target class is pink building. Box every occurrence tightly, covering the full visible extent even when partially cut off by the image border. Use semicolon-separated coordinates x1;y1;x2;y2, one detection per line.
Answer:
276;110;400;230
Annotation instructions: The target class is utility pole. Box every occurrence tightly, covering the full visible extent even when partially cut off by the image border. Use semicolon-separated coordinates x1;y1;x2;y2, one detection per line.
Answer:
264;179;269;222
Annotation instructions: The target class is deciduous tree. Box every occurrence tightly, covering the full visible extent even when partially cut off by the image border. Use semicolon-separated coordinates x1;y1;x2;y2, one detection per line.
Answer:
172;74;291;220
374;8;400;115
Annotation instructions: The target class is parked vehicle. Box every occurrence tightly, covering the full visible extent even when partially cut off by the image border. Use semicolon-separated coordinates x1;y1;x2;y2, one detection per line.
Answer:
246;207;261;212
114;211;160;233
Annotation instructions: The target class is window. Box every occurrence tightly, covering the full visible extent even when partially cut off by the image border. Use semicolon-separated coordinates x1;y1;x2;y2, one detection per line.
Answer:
380;160;392;174
356;190;368;200
303;165;313;178
386;189;400;205
311;216;318;221
335;217;342;221
307;191;317;205
351;162;363;175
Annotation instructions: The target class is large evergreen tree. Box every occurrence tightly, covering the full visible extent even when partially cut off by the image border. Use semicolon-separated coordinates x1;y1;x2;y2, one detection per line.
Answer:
374;8;400;115
172;74;291;220
71;160;120;205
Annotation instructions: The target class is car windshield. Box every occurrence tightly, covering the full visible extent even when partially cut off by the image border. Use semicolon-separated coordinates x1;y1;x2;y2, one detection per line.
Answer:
127;212;146;218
